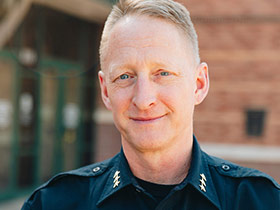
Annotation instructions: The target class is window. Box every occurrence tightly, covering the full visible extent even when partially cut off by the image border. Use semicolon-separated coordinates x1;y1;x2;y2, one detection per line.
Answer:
246;109;266;137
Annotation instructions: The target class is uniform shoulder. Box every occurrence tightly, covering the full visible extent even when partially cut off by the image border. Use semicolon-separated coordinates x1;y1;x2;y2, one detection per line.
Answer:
21;156;120;209
24;155;118;202
65;156;114;177
46;156;115;183
205;153;280;189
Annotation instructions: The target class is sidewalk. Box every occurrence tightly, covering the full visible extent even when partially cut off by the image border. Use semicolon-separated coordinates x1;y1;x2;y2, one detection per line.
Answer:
0;197;26;210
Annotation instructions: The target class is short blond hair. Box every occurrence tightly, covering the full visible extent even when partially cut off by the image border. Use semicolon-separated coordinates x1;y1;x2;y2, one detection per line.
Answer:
99;0;200;68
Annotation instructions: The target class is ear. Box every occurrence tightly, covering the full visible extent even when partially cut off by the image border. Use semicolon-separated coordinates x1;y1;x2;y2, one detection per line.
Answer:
194;62;209;105
98;71;112;110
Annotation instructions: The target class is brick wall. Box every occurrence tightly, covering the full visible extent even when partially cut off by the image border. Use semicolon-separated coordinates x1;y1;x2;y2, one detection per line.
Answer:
94;1;280;180
174;0;280;146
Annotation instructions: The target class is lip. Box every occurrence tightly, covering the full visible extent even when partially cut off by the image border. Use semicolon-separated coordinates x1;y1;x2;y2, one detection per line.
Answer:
130;114;166;123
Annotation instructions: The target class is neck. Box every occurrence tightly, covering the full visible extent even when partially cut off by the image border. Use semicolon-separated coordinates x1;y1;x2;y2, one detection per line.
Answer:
122;134;193;185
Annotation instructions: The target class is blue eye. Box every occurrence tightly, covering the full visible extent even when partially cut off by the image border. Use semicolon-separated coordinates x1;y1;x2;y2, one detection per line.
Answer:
120;74;129;80
160;72;170;76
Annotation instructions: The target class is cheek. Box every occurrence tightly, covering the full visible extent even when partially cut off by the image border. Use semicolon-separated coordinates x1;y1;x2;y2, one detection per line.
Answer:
159;82;196;109
109;88;132;111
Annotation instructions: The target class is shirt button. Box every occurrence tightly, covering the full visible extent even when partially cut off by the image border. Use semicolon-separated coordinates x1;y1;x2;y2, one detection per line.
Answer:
222;164;230;171
135;188;141;193
92;166;101;173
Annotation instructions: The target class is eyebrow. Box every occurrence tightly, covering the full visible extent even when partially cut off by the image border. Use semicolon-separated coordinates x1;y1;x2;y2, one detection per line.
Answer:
108;63;133;75
107;64;131;81
107;58;181;79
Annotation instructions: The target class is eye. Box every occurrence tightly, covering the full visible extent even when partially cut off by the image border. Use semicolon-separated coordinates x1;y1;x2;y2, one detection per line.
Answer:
120;74;129;80
160;72;170;76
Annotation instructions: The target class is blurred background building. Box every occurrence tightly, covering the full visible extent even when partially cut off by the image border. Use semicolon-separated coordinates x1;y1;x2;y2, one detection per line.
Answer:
0;0;113;202
0;0;279;205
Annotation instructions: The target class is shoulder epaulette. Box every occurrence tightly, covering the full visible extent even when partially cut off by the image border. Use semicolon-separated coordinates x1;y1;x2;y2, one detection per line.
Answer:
207;154;280;189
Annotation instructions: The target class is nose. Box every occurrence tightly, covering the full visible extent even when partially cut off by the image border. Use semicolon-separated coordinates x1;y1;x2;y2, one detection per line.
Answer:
132;77;157;110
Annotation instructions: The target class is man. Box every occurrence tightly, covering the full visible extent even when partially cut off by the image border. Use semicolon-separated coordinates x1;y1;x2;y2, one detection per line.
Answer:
22;0;280;209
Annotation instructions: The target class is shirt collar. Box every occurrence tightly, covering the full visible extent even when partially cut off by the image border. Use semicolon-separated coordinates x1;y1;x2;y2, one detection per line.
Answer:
97;136;221;209
97;149;136;206
184;136;221;209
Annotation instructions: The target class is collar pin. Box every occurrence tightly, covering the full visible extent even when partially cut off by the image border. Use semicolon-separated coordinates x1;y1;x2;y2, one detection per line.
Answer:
199;173;207;192
113;170;121;188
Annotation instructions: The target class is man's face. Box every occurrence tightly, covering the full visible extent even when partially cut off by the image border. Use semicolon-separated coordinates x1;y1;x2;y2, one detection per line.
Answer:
99;15;208;152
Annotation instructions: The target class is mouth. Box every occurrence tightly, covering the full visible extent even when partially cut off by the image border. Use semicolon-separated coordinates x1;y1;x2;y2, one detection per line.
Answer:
130;114;166;123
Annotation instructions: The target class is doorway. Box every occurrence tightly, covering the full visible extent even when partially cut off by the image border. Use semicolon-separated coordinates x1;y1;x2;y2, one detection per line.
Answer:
0;51;95;201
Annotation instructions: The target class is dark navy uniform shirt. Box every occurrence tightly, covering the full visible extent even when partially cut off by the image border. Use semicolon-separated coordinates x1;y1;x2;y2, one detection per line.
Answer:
22;137;280;210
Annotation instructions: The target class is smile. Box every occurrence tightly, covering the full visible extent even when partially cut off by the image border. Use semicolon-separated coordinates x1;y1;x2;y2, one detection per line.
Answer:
130;114;166;123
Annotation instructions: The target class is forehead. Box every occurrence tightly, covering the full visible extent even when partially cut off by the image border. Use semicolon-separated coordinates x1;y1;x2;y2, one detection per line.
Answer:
103;15;194;71
110;14;186;48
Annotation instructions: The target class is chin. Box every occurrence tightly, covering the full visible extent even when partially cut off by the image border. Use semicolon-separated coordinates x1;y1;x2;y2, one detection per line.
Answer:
124;132;171;152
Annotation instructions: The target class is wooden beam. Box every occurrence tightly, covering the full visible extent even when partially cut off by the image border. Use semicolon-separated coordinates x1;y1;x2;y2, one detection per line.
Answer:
0;0;111;49
33;0;111;23
0;0;32;49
